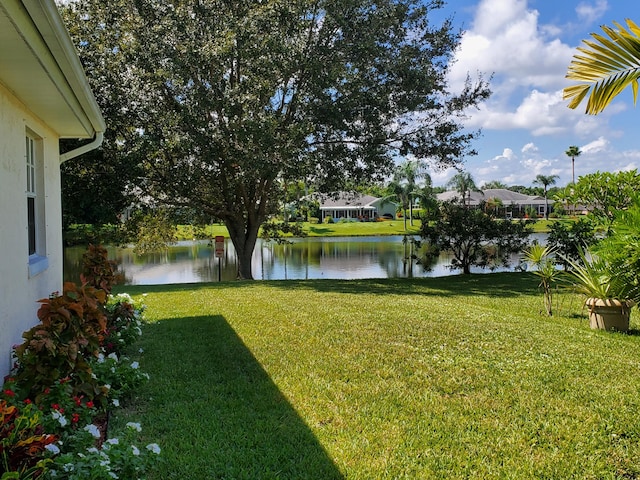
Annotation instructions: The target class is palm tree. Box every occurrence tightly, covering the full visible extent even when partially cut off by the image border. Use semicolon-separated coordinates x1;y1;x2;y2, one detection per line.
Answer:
382;159;432;229
564;19;640;115
565;145;581;185
533;174;559;219
446;171;481;208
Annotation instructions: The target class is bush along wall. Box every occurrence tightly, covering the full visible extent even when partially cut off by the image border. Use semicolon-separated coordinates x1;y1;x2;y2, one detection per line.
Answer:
1;245;160;480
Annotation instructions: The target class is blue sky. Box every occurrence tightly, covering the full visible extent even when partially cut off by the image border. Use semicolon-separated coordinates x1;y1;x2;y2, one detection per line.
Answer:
429;0;640;188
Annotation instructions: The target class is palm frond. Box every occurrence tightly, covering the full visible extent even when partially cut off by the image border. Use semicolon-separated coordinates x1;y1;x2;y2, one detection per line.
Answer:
564;19;640;114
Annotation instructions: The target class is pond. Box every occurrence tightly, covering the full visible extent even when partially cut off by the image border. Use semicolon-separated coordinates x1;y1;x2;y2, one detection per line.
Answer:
63;235;547;285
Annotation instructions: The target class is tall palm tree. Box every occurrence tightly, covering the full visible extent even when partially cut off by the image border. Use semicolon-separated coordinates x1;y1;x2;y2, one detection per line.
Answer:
565;145;581;185
564;19;640;115
533;174;559;219
446;171;481;208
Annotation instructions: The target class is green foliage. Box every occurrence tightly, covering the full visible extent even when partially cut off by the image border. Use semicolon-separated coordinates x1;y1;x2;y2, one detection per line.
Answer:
525;244;561;316
102;294;145;356
421;202;531;274
564;19;640;114
556;170;640;226
592;199;640;305
546;219;597;270
61;0;491;279
0;401;55;479
124;211;177;255
12;284;107;404
562;249;634;300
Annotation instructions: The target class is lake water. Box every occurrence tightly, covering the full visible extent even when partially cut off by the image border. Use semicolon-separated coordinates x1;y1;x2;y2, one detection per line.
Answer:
64;235;547;285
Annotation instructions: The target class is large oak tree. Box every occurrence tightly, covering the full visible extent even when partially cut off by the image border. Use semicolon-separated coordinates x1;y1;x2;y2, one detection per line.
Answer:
62;0;490;279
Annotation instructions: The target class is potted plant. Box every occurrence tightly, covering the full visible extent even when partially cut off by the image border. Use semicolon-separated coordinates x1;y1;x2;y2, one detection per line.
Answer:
565;250;635;332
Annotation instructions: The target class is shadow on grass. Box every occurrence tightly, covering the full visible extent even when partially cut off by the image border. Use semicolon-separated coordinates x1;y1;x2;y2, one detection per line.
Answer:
137;315;343;479
307;226;335;235
122;272;541;299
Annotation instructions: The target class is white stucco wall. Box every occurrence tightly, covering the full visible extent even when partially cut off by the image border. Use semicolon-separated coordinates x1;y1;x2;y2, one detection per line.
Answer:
0;83;64;377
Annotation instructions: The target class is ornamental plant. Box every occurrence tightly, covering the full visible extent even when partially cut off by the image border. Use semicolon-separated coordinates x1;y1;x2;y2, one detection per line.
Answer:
102;294;145;356
0;400;57;479
43;422;161;480
525;243;561;316
80;244;121;294
12;283;107;404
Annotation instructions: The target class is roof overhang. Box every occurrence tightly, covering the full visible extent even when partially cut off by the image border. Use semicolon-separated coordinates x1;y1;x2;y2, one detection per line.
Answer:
0;0;105;139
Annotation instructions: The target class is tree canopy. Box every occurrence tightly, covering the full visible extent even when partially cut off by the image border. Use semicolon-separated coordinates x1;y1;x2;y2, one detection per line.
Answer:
61;0;490;279
421;201;530;274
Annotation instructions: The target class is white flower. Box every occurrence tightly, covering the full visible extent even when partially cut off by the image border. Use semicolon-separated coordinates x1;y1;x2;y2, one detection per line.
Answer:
84;424;101;439
45;443;60;455
106;438;119;445
51;411;68;427
63;463;74;472
104;384;111;391
97;353;105;363
130;361;139;369
107;353;118;361
146;443;161;455
91;373;97;379
131;445;140;456
138;348;144;354
87;447;99;454
111;398;120;407
109;472;118;479
126;422;142;432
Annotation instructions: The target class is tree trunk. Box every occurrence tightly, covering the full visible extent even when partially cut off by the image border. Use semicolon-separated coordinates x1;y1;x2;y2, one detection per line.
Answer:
225;216;260;280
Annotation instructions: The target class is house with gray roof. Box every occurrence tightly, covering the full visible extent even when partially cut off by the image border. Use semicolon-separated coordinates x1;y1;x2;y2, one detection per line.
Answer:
437;188;552;218
315;193;397;222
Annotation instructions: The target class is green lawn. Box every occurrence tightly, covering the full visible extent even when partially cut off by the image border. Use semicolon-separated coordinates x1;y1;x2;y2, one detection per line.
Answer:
179;217;556;239
112;274;640;479
177;219;422;239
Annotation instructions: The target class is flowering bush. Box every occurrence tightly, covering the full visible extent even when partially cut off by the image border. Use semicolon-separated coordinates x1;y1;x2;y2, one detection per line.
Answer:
88;353;149;404
2;252;159;479
102;294;145;356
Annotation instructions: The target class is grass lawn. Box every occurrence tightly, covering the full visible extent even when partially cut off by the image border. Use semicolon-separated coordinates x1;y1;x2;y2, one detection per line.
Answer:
178;219;422;239
112;274;640;479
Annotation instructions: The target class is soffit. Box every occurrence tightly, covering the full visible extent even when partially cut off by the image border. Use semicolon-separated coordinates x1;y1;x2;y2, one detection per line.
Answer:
0;1;104;138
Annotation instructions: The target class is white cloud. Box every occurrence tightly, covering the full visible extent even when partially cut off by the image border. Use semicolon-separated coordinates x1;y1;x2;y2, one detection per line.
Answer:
576;0;608;23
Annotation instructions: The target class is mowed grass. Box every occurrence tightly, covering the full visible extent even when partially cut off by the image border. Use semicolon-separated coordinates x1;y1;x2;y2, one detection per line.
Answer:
111;274;640;479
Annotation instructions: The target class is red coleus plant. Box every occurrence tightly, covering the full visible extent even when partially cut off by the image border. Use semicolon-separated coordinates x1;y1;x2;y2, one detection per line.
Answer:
12;282;107;403
0;400;57;478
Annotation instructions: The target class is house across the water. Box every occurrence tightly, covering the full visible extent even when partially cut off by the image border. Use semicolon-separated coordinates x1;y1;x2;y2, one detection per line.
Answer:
315;193;397;222
437;188;553;218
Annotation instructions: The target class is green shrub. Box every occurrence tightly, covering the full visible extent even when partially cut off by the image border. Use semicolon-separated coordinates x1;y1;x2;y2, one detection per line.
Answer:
324;217;334;224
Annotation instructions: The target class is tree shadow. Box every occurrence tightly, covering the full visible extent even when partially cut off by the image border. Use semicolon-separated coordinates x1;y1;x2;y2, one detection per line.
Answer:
137;315;344;479
123;272;541;299
307;226;335;235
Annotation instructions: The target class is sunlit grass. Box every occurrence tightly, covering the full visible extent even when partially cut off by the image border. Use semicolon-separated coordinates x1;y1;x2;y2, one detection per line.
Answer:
112;274;640;479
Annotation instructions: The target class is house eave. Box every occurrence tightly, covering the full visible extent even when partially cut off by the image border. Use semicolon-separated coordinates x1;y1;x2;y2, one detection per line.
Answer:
0;0;105;138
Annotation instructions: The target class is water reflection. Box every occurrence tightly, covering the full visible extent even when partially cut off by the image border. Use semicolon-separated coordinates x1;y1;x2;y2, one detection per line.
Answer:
64;235;545;285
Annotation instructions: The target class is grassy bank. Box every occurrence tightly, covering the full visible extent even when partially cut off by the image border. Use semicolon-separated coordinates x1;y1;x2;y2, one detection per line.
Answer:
178;218;554;239
112;274;640;479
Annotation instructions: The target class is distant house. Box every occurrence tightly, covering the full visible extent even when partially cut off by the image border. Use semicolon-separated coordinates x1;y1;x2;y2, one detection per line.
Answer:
315;193;397;222
0;0;105;377
437;189;552;218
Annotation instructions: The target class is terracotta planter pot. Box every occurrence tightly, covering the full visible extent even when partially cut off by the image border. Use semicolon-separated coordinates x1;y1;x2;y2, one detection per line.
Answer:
586;298;634;332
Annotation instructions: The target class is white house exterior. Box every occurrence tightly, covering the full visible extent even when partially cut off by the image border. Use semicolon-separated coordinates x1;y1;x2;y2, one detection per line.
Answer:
316;193;397;221
437;188;552;218
0;0;105;377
